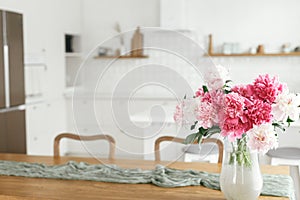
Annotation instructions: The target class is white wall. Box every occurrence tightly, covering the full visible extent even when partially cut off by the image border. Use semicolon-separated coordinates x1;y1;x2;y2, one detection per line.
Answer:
81;0;160;54
162;0;300;92
185;0;300;50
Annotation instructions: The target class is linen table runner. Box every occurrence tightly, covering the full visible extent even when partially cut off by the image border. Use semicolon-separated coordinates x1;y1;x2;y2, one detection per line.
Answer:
0;160;295;199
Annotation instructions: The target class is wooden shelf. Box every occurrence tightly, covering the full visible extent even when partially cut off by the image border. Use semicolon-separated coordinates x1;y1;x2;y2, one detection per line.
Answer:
206;34;300;57
94;55;148;59
206;52;300;57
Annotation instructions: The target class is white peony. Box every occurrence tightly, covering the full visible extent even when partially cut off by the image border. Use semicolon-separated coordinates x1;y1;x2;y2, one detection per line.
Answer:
174;98;199;125
204;65;230;91
247;123;278;154
272;92;300;122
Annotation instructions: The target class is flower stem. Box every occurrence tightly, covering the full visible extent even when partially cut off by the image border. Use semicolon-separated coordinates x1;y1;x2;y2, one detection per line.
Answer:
228;138;252;167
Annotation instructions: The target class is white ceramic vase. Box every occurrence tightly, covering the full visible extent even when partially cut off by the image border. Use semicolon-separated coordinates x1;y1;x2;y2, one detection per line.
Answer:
220;139;263;200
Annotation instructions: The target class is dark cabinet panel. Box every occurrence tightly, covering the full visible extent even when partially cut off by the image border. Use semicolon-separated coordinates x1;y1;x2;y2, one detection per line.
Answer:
0;113;7;152
6;11;25;106
0;110;26;153
0;10;26;154
0;11;5;109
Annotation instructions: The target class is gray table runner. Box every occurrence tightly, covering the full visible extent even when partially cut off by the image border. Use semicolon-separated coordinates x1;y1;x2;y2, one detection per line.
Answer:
0;160;295;199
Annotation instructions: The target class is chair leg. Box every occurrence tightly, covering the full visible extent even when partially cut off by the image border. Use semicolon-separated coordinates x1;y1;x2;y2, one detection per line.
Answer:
290;165;300;200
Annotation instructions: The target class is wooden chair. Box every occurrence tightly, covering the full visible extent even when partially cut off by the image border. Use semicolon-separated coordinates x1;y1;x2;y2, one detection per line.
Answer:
53;133;116;159
154;136;223;163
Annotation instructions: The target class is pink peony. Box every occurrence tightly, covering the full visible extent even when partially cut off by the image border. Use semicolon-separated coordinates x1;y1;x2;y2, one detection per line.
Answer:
194;90;224;129
245;99;272;126
253;74;284;103
219;93;250;139
223;92;245;118
195;101;218;129
232;84;255;100
195;88;212;103
210;90;225;108
247;123;278;154
195;88;204;98
174;103;184;124
201;92;212;103
221;117;248;141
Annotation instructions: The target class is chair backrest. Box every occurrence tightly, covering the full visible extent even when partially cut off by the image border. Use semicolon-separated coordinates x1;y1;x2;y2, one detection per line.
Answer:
53;133;116;159
154;136;223;163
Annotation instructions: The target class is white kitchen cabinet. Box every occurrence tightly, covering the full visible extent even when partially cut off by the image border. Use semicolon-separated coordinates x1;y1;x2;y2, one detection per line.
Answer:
26;103;48;155
64;97;110;157
64;96;185;160
129;101;189;161
26;99;67;155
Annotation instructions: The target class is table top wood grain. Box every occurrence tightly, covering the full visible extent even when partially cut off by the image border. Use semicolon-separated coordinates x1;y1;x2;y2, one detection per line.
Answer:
0;153;290;200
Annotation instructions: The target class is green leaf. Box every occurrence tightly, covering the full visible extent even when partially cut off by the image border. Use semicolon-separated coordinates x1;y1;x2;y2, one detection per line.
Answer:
287;117;294;126
225;80;232;84
184;133;198;144
287;117;294;122
199;127;206;133
190;121;198;130
202;130;209;137
198;127;208;136
190;125;195;130
224;89;231;94
202;85;208;93
207;126;221;135
197;134;203;144
183;94;187;99
272;122;286;132
286;117;294;127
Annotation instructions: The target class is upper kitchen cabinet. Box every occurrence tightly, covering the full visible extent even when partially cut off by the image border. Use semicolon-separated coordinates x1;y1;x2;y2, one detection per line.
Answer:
0;12;4;109
6;11;25;107
0;10;25;108
0;11;25;108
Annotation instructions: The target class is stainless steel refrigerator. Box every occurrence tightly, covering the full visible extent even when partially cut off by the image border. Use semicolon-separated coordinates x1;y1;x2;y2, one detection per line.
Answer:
0;10;26;153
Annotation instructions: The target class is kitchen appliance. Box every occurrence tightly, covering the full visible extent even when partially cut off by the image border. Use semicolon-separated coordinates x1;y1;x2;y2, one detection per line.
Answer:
0;10;26;153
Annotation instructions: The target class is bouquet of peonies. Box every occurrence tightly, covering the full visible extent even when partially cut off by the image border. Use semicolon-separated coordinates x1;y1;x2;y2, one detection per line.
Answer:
174;65;300;166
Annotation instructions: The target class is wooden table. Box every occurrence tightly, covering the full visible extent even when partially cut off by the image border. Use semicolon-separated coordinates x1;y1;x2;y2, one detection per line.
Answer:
0;153;290;200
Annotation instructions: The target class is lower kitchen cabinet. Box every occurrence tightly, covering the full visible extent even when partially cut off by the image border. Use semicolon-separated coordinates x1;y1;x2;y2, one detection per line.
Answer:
26;99;67;155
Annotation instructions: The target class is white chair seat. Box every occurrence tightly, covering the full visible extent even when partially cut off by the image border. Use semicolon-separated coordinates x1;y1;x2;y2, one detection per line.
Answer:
267;147;300;200
267;147;300;160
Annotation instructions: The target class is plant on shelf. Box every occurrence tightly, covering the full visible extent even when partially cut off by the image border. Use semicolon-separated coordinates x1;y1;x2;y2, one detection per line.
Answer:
114;22;126;56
